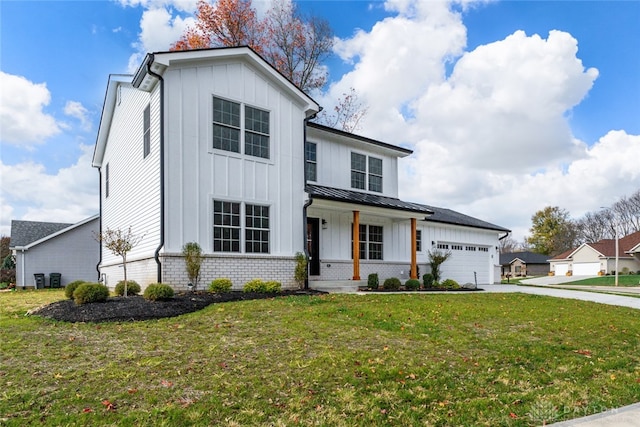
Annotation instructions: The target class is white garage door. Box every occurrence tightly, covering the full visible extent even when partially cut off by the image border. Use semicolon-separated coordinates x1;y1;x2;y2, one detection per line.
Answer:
554;263;569;276
440;244;490;285
573;262;600;275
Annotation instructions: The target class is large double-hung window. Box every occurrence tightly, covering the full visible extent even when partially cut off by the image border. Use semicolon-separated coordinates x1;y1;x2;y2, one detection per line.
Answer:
213;200;270;253
351;152;383;192
352;224;384;260
213;96;269;159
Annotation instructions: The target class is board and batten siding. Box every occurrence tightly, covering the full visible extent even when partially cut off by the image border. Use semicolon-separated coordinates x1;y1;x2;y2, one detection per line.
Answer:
162;59;307;256
100;83;161;267
306;127;400;198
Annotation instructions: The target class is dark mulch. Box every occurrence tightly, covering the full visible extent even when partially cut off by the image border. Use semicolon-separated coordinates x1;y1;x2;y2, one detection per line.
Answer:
30;290;325;323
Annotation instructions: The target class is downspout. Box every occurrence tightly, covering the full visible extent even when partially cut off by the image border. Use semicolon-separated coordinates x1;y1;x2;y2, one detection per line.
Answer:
20;248;26;289
96;167;102;280
302;116;313;290
147;55;166;283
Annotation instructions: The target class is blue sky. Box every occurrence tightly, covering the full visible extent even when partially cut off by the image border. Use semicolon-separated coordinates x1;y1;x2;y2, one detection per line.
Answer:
1;0;639;241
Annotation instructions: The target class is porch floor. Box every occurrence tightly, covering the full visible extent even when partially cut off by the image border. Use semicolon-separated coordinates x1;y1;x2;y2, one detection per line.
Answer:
309;280;366;293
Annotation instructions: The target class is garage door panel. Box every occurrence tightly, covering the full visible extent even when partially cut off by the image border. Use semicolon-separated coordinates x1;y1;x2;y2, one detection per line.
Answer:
573;262;600;275
554;263;569;275
440;245;490;284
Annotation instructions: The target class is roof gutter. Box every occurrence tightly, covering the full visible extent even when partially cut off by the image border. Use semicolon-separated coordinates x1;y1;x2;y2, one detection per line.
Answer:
144;54;166;284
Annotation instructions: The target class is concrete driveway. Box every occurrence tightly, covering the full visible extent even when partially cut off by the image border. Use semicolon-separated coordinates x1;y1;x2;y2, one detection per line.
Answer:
517;275;597;285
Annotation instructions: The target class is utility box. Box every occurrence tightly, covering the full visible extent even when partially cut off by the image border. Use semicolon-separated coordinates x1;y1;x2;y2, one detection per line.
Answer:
34;273;45;289
50;273;62;288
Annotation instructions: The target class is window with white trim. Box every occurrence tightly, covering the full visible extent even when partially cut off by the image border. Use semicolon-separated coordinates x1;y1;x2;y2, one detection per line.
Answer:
305;141;317;182
416;229;422;252
352;224;383;260
350;152;383;193
245;204;270;253
213;96;270;159
213;200;270;253
143;104;151;158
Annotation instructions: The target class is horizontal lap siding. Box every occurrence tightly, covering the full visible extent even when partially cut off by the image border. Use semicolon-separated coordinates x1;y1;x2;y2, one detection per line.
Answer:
101;85;161;267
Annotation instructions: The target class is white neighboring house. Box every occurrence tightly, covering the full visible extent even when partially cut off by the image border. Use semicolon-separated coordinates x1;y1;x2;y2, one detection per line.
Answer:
549;231;640;276
10;215;100;288
93;46;509;291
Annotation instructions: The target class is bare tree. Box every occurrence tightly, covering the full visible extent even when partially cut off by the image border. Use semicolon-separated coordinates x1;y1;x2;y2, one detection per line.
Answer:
499;235;520;253
315;88;369;132
576;211;612;243
96;227;144;297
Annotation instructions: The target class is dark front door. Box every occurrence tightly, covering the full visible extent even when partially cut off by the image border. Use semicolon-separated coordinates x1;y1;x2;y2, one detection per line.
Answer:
307;218;320;276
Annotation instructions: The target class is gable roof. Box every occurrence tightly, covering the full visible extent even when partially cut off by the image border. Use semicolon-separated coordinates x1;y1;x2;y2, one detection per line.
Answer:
500;251;550;266
10;215;99;250
10;220;73;248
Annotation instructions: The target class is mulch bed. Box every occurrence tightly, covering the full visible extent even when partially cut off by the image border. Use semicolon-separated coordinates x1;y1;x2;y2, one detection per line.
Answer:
29;290;324;323
360;287;484;292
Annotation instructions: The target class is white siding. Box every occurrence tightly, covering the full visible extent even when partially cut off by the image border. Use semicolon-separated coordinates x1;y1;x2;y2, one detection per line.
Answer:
306;128;401;198
101;84;161;267
163;59;307;256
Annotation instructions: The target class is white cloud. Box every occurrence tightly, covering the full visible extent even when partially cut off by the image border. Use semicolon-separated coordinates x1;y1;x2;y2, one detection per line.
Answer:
0;72;61;146
127;6;196;73
326;0;635;243
0;144;99;234
64;101;92;132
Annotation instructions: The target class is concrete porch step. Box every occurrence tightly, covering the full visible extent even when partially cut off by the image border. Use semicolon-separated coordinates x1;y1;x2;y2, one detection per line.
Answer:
309;280;366;293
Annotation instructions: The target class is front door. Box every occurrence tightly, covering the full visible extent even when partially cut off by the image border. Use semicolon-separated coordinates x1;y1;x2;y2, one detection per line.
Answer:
307;218;320;276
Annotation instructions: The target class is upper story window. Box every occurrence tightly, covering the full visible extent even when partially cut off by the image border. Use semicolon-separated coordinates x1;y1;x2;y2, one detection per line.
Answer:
143;104;151;158
105;163;110;198
305;142;317;182
212;96;270;159
351;152;382;193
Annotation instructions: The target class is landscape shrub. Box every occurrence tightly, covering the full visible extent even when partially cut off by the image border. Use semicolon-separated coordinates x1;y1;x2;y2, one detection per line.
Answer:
209;278;233;293
114;280;141;296
243;279;282;293
73;283;109;305
422;273;434;288
0;282;8;289
441;279;461;290
404;279;420;291
143;283;174;301
0;268;15;284
65;280;86;299
367;273;379;290
383;277;401;290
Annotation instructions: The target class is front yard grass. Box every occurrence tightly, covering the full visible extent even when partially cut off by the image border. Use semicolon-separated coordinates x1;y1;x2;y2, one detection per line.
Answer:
563;274;640;287
2;290;640;426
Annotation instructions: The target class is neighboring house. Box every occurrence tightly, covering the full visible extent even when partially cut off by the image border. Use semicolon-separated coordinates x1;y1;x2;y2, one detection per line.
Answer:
9;215;100;288
549;231;640;276
93;46;509;290
499;251;550;277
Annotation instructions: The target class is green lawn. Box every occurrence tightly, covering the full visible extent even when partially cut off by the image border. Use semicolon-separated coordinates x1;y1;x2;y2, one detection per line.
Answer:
2;289;640;426
565;275;640;287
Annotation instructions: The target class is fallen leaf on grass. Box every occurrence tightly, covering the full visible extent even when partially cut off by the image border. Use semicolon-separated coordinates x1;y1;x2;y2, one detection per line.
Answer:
101;400;116;411
573;349;592;358
82;407;92;413
161;379;173;388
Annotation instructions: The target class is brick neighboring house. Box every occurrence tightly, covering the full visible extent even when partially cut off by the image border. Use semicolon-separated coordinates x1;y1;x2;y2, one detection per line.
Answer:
549;231;640;276
500;251;550;277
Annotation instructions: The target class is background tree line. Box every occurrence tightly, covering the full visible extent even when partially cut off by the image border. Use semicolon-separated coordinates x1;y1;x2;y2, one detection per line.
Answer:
501;188;640;256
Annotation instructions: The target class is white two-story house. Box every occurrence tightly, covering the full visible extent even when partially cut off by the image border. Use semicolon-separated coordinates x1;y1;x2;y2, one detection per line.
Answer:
93;46;509;290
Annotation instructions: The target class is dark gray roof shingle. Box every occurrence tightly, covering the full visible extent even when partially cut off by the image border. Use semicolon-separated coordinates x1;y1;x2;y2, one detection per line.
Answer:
10;220;73;248
500;251;550;265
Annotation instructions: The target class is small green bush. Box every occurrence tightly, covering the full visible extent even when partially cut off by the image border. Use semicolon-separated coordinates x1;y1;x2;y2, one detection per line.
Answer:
405;279;420;291
65;280;86;299
422;273;434;288
367;273;379;290
73;283;109;305
209;278;233;293
243;279;281;293
143;283;174;301
441;279;460;290
383;277;401;290
114;280;141;296
0;282;8;290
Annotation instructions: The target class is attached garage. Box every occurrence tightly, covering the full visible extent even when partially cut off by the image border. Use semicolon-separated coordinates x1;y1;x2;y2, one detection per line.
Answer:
554;263;569;276
572;262;600;276
441;244;491;285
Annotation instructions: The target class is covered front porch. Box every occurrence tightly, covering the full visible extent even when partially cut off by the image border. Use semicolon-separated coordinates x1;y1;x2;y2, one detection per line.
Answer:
304;184;434;285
